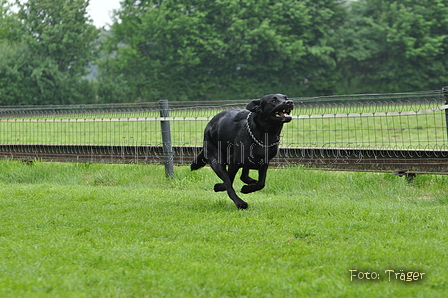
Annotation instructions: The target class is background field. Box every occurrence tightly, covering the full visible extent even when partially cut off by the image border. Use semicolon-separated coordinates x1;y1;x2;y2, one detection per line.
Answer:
0;160;447;297
1;101;447;149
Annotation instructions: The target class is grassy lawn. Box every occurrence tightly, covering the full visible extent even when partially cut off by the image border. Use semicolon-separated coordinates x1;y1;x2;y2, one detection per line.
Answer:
0;160;447;297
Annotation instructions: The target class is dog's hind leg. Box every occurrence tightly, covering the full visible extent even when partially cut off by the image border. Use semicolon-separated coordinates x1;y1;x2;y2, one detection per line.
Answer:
240;167;257;185
241;164;268;194
191;149;207;171
209;163;248;209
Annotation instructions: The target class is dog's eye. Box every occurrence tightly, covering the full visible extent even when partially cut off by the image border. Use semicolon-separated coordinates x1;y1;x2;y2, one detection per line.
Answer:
272;97;278;103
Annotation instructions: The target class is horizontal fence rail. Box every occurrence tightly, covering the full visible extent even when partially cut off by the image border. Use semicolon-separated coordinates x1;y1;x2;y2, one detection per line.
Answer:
2;104;447;122
1;88;448;176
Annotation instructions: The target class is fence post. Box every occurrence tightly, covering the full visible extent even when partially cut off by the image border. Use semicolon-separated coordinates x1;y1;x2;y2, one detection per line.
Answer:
159;100;174;178
444;86;448;143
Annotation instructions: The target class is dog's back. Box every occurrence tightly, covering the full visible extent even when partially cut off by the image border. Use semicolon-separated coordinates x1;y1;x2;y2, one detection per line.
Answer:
191;109;247;170
204;109;247;143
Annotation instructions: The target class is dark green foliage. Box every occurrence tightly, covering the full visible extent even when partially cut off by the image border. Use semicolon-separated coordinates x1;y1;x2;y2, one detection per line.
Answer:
98;0;346;102
17;0;99;76
99;0;448;102
335;0;448;94
0;0;99;105
0;41;97;105
1;0;448;105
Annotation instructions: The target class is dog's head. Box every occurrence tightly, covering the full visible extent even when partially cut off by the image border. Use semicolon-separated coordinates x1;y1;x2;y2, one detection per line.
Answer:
246;94;294;123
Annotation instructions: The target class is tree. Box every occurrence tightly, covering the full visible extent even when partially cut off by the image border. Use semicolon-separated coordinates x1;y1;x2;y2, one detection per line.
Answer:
16;0;99;77
335;0;448;94
0;0;99;105
99;0;347;102
0;0;20;41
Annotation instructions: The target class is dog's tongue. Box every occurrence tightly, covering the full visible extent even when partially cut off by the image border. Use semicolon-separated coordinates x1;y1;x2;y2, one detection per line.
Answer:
276;111;289;118
274;108;292;119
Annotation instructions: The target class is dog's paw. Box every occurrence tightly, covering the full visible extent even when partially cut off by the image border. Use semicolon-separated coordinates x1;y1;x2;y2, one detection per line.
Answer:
236;201;248;209
214;183;226;192
241;184;264;194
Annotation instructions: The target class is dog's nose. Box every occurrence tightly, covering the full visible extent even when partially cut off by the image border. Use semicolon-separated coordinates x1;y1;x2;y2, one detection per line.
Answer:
285;100;294;106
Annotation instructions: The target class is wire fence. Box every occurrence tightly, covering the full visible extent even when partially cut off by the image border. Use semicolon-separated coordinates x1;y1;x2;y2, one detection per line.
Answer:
286;90;447;150
0;102;244;147
0;89;446;150
2;88;448;177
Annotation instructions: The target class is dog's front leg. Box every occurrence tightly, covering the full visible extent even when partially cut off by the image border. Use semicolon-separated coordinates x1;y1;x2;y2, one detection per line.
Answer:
240;167;257;185
241;164;268;194
209;163;248;209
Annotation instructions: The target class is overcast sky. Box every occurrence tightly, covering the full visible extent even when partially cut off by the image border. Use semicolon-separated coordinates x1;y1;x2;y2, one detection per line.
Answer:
87;0;122;28
7;0;122;28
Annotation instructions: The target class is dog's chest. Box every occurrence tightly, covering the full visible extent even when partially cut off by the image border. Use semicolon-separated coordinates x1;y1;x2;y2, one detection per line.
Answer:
231;143;278;167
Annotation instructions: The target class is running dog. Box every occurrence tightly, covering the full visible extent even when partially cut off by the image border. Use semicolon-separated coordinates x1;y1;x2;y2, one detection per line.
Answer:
191;94;294;209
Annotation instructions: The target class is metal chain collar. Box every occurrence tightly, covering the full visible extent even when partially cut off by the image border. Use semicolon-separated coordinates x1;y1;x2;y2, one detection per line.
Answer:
246;112;280;148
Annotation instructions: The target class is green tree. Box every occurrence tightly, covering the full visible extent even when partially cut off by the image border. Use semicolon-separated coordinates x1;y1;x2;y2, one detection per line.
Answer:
0;0;20;41
335;0;448;94
0;0;99;105
99;0;346;102
16;0;99;77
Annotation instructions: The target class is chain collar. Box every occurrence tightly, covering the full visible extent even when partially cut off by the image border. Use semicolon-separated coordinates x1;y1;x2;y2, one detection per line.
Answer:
246;112;280;148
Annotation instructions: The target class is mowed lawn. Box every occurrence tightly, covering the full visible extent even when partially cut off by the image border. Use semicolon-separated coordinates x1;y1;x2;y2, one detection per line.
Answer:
0;160;447;297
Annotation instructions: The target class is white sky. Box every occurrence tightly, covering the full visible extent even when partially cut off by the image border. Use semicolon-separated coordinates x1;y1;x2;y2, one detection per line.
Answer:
7;0;122;28
87;0;122;28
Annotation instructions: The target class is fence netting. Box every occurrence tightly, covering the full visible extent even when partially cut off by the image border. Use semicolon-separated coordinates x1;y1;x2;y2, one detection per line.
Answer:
286;90;447;150
0;90;446;150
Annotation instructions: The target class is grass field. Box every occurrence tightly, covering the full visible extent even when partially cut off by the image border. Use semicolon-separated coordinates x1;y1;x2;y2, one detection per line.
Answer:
0;160;447;297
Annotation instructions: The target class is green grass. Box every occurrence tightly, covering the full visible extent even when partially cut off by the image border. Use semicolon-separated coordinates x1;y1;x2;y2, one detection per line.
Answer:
0;160;447;297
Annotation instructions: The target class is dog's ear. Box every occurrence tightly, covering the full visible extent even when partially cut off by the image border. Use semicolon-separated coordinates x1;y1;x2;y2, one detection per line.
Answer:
246;99;261;112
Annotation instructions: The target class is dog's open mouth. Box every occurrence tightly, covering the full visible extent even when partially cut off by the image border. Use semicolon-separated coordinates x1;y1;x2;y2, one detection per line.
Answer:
274;109;292;118
271;106;293;122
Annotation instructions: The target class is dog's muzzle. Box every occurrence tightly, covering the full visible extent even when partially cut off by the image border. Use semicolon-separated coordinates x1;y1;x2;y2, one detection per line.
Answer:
271;101;294;122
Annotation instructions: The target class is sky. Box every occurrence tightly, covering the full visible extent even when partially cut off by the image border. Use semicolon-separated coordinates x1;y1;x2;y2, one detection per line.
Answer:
87;0;122;28
7;0;122;29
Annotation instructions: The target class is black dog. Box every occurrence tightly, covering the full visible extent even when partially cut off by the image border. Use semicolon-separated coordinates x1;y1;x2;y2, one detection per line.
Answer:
191;94;294;209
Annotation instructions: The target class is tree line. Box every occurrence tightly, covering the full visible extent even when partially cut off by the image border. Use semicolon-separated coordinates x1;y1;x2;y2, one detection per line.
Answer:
1;0;447;105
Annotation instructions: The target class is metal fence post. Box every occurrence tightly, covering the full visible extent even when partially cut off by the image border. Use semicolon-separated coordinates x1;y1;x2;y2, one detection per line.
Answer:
159;100;174;178
443;86;448;143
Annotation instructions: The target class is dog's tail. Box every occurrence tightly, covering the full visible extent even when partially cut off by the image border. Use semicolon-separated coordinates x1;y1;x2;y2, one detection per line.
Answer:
191;149;207;171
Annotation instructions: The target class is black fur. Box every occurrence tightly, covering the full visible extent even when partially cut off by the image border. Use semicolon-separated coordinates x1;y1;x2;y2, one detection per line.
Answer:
191;94;294;209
